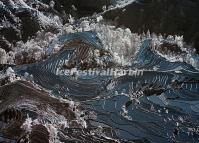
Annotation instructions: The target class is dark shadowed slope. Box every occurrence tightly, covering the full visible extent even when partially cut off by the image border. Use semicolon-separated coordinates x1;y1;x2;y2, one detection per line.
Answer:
104;0;199;53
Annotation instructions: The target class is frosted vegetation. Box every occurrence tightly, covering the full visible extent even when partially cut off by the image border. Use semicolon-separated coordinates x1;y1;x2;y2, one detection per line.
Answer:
106;0;136;10
0;0;198;68
1;14;198;68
